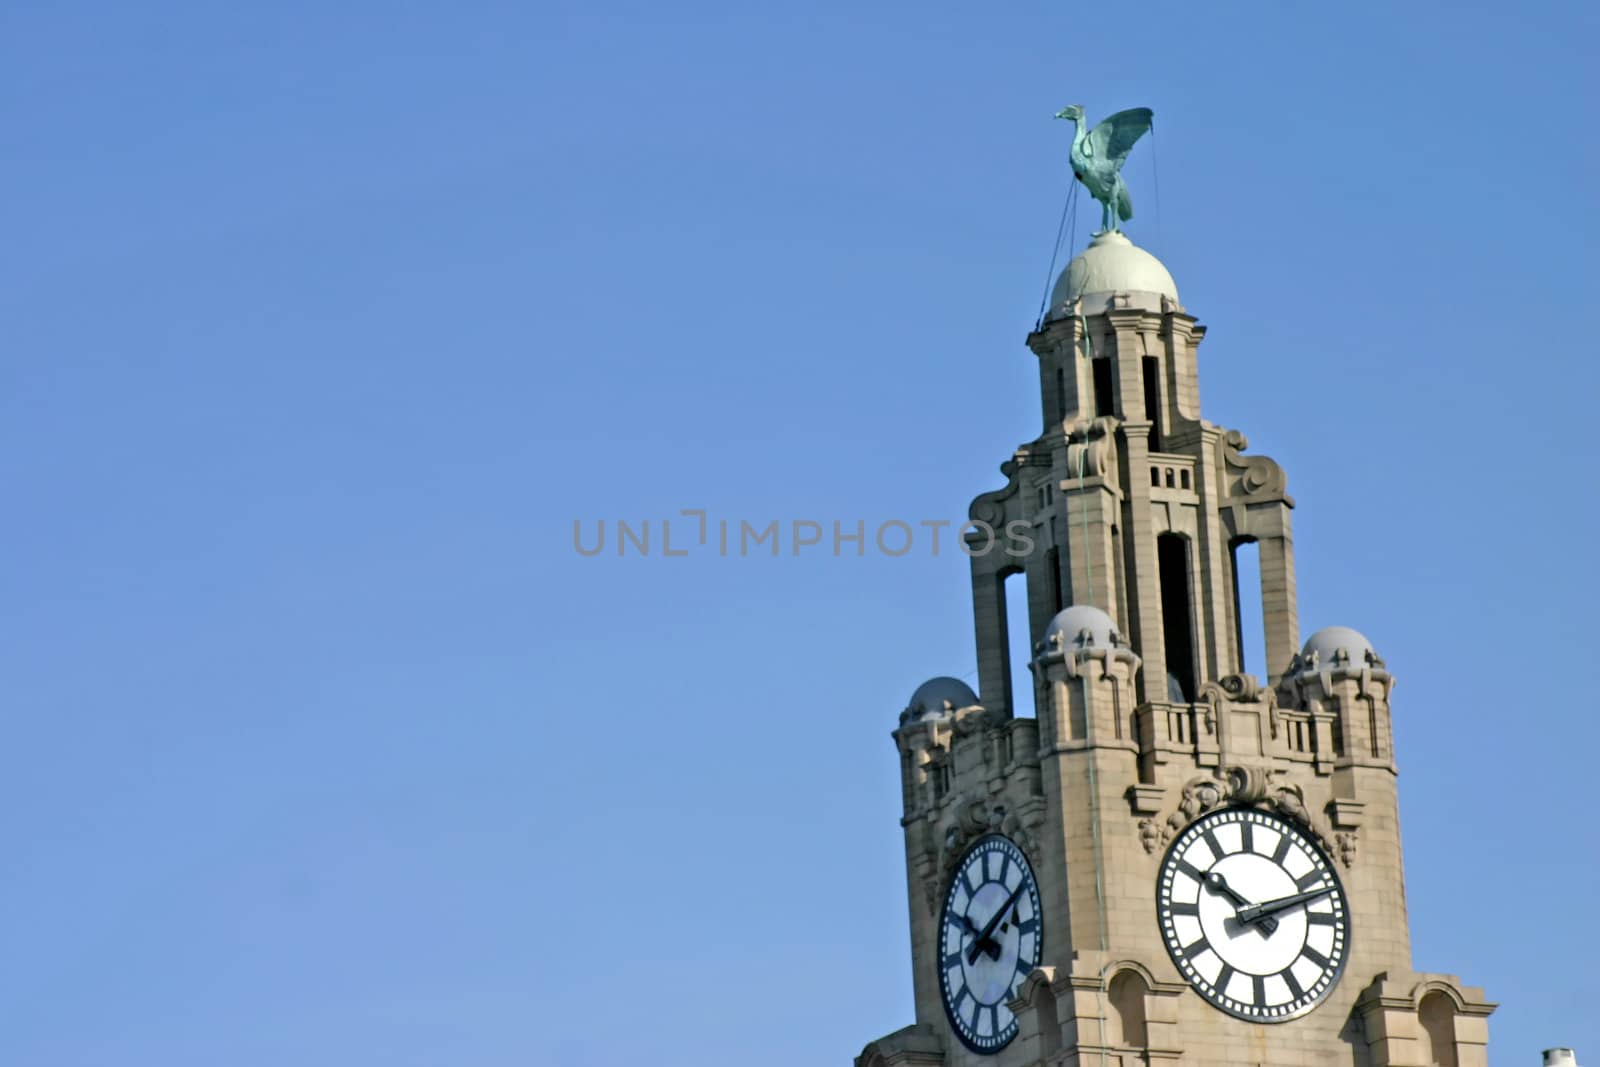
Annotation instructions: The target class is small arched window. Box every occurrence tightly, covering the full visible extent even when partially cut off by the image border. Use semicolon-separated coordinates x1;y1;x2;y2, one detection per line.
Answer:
1419;991;1459;1067
1107;970;1148;1050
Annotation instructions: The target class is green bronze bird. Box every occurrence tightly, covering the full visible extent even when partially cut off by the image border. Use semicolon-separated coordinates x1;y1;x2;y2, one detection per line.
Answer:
1054;104;1154;234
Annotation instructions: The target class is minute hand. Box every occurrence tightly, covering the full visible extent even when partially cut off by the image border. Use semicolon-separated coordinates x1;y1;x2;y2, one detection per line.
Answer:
1235;886;1333;925
966;883;1026;965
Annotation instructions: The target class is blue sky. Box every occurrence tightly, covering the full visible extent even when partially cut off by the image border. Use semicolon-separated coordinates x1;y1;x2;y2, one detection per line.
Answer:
3;1;1595;1064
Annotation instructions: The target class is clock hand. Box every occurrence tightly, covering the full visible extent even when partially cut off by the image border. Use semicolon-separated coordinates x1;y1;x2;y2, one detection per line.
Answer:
953;908;1004;959
1235;885;1334;926
967;883;1027;965
1200;871;1279;935
955;912;1003;961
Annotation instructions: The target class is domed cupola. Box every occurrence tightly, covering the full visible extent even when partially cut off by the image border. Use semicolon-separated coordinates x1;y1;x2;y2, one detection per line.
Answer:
1045;230;1179;319
1287;626;1386;677
1035;604;1127;661
899;676;979;725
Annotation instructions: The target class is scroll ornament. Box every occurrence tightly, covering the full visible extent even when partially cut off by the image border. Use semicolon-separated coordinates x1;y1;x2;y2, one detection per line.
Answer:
1222;429;1288;499
1137;764;1355;867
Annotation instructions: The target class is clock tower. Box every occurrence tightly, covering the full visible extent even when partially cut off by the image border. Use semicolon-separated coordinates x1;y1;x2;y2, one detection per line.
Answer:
856;231;1495;1067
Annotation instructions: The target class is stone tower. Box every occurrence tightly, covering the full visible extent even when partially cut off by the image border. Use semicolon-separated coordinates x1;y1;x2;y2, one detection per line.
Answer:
856;232;1494;1067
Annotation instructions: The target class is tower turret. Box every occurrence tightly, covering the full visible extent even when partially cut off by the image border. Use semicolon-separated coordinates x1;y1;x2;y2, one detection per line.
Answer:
968;232;1298;720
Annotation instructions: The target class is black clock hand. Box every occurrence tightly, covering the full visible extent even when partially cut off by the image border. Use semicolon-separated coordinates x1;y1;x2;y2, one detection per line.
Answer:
1200;871;1279;935
956;911;1002;961
1235;885;1333;926
966;883;1026;965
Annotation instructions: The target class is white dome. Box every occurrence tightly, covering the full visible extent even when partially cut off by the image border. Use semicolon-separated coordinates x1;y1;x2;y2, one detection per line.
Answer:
1292;626;1384;675
901;676;979;723
1038;604;1127;658
1046;231;1179;318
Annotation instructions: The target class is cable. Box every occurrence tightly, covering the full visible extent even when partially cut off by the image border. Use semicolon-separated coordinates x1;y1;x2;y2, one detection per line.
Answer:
1035;179;1078;329
1077;431;1093;607
1149;118;1163;248
1083;670;1111;1067
1068;366;1108;1067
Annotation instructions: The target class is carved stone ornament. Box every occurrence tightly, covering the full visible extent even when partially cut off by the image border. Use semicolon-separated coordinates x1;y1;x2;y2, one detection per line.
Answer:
1199;673;1279;739
950;703;1004;737
1137;764;1354;867
968;448;1036;530
1064;416;1117;480
1214;673;1262;701
967;468;1015;530
918;796;1042;915
1222;429;1289;500
1336;832;1358;866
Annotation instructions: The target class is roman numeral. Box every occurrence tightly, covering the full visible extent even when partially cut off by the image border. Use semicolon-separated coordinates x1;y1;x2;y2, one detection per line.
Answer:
1281;968;1304;1000
1271;834;1292;864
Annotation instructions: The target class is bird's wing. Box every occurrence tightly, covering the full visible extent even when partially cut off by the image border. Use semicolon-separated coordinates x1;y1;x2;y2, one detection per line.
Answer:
1087;108;1153;166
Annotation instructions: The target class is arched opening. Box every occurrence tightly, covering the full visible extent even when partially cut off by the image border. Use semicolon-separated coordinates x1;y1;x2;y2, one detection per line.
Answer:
1092;356;1115;417
1107;970;1149;1050
1419;992;1459;1067
1142;356;1162;450
1004;568;1034;717
1229;537;1265;676
1047;546;1064;615
1157;534;1197;701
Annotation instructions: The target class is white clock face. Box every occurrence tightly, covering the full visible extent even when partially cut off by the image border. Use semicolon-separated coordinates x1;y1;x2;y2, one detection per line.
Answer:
1156;807;1349;1022
938;834;1042;1054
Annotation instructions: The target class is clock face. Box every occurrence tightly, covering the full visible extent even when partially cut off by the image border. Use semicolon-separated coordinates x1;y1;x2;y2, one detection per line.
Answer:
937;834;1042;1054
1156;807;1349;1022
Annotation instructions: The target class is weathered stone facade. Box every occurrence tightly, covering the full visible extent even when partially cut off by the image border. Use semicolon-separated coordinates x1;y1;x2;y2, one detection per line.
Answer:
857;234;1493;1067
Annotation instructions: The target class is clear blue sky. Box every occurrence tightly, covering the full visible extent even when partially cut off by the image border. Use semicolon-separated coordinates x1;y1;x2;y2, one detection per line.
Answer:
3;2;1595;1064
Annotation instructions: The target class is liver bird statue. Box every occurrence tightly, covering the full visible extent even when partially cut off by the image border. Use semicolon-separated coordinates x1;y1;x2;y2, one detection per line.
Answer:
1054;104;1154;234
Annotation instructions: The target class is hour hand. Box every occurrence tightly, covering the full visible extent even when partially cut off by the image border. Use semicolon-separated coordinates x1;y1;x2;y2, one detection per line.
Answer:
1201;871;1278;935
957;912;1001;961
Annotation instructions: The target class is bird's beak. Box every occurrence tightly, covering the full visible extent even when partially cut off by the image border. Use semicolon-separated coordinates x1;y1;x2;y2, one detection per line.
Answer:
1054;108;1071;120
